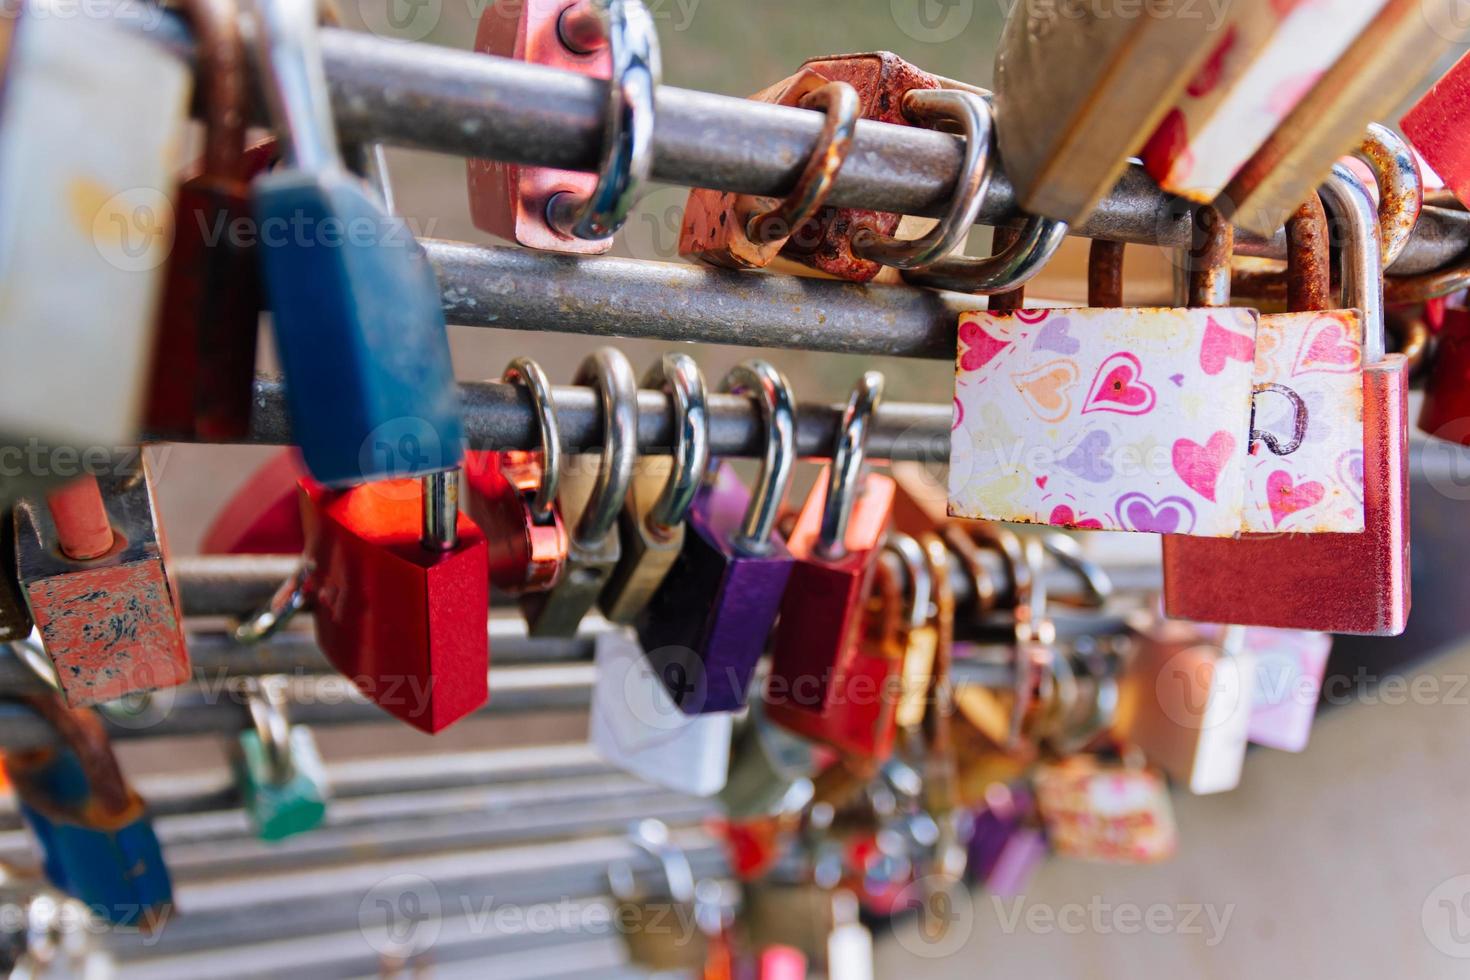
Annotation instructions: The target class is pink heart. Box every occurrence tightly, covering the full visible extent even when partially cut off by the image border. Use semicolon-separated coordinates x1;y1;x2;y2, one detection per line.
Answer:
1083;352;1157;415
1036;476;1048;489
1172;431;1236;503
959;319;1013;373
1049;504;1104;530
1266;470;1325;528
1199;315;1255;376
1293;315;1362;376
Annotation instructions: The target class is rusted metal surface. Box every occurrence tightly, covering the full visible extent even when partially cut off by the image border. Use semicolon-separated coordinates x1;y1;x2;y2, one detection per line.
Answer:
1186;205;1234;308
982;223;1027;314
1285;194;1331;314
1087;239;1126;309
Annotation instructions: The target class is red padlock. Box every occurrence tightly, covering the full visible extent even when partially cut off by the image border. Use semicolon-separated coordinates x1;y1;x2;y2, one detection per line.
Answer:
463;358;569;595
1418;303;1470;444
200;449;307;555
1402;49;1470;210
14;461;190;706
1163;166;1411;635
765;372;896;731
298;472;489;733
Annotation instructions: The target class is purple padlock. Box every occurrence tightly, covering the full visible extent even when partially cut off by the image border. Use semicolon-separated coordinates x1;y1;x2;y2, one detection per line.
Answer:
637;361;797;714
968;783;1046;897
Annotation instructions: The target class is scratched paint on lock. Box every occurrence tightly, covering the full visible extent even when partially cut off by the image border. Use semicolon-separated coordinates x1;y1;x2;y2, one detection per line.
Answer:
1243;309;1365;533
949;307;1258;536
27;561;188;705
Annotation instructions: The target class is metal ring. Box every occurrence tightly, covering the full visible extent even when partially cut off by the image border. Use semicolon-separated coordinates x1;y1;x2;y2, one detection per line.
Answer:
252;0;340;174
233;562;313;645
641;353;710;533
882;533;933;630
817;371;885;560
744;82;860;248
850;89;993;270
546;0;661;241
243;676;294;784
1321;165;1386;364
571;347;638;548
503;358;561;521
1353;123;1423;270
903;214;1069;293
718;361;797;555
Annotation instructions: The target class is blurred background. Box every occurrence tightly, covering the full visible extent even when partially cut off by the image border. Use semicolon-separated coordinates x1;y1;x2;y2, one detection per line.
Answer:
137;1;1470;976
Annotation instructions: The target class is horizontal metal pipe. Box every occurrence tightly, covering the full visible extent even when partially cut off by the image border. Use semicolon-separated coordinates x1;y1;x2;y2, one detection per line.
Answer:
136;15;1465;275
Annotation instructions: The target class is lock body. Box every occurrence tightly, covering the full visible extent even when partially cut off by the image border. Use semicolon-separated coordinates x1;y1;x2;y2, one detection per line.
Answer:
300;478;489;733
1163;356;1410;634
233;725;329;841
637;465;793;713
1034;757;1178;863
600;459;684;624
0;2;191;448
765;467;895;723
464;450;568;594
201;448;308;555
1418;306;1470;445
16;467;190;706
254;173;465;486
1399;49;1470;209
467;0;612;253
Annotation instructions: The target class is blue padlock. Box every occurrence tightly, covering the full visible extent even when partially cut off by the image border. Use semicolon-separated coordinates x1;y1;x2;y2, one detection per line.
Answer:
249;0;464;486
4;697;172;930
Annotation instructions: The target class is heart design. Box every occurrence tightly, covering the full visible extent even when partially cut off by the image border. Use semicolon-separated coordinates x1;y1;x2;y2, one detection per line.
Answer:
1083;353;1157;415
1266;470;1325;528
1036;476;1048;489
1058;429;1115;484
1170;373;1185;387
1115;492;1197;535
1013;359;1080;422
1035;316;1081;356
1336;449;1365;503
1014;309;1051;324
1049;504;1104;530
1199;315;1256;376
1293;314;1362;376
1172;431;1237;502
959;318;1014;373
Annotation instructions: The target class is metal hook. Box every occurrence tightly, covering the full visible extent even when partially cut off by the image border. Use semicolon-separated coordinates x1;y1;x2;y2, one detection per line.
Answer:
850;89;993;270
233;562;313;645
817;371;885;561
546;0;661;241
1353;123;1423;270
744;81;860;248
570;347;638;549
1039;533;1112;608
904;212;1069;293
641;353;710;534
241;675;295;784
1320;164;1386;363
249;0;340;174
718;360;797;556
882;533;933;630
503;357;562;522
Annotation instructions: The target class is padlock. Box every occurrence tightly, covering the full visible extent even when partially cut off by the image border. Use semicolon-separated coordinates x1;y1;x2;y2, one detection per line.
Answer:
992;0;1238;224
297;469;489;733
1115;617;1255;795
950;206;1259;537
1139;0;1387;203
765;372;896;726
1240;627;1332;753
1219;0;1464;235
1164;166;1411;635
1032;752;1178;863
742;881;862;975
1404;50;1470;210
718;696;816;821
609;820;710;972
463;358;569;595
764;53;988;283
3;693;171;928
229;676;328;841
467;0;659;251
587;630;731;797
1420;302;1470;444
201;448;308;555
251;0;463;485
522;348;636;637
0;0;191;450
680;77;857;270
15;461;190;707
599;354;710;624
145;0;267;442
636;360;797;714
966;783;1046;897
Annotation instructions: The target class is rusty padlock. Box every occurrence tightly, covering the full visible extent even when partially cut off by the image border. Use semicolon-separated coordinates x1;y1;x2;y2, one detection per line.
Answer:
463;358;570;596
14;461;189;707
680;77;857;270
466;0;659;251
145;0;268;441
1164;166;1410;635
293;471;490;733
765;372;896;724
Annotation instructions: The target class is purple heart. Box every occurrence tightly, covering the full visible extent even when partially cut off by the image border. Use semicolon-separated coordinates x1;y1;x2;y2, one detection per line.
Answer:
1170;373;1185;387
1058;430;1114;483
1115;492;1197;535
1035;316;1081;356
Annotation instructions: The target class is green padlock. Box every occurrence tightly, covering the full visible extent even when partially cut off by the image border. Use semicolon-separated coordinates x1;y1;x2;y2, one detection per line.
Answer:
230;678;328;842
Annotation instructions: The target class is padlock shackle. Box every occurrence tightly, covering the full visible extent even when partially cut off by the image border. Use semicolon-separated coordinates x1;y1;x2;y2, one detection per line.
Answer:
502;358;562;523
571;348;638;548
1352;124;1424;270
815;371;884;561
904;211;1069;294
718;360;796;556
186;0;249;181
250;0;342;174
1320;165;1386;363
242;676;296;784
1185;205;1233;309
881;533;932;631
1086;239;1126;309
744;82;859;249
640;353;710;535
1038;533;1112;610
19;693;131;816
607;818;696;905
1284;194;1331;314
420;471;459;551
